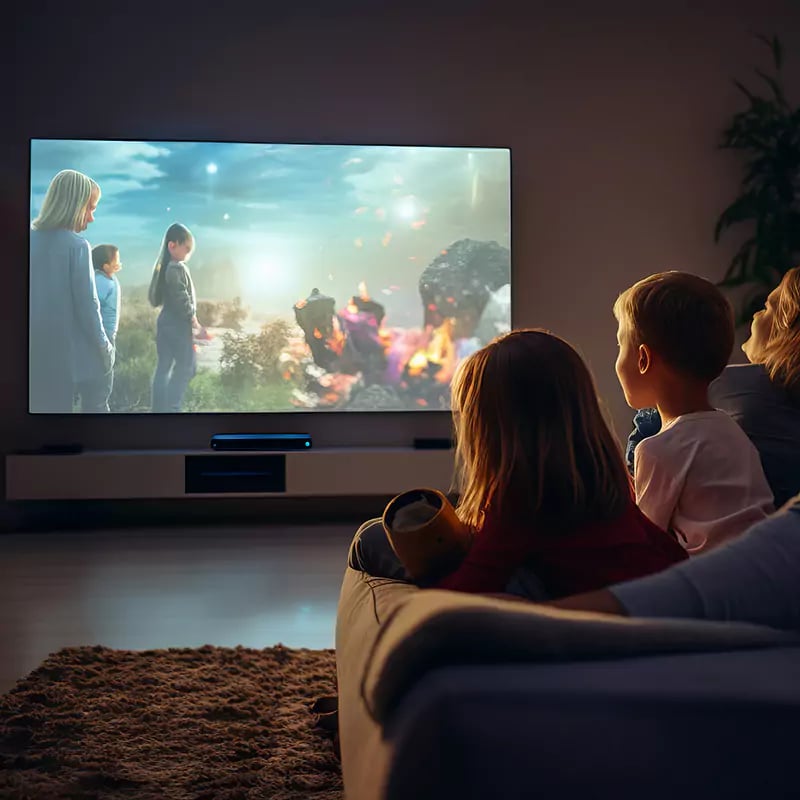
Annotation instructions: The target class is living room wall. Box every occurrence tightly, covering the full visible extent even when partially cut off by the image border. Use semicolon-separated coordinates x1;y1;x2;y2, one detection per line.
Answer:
2;0;799;455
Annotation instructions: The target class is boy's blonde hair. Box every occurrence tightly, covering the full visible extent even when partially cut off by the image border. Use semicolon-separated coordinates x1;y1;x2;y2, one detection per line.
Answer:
761;265;800;404
32;169;99;233
451;328;630;531
613;271;734;382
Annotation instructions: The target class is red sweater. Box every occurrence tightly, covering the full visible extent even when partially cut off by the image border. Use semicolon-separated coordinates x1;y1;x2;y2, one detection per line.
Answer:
432;499;688;597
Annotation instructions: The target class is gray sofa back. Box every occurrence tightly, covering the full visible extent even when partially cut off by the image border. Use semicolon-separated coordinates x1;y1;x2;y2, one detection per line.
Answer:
362;589;799;722
336;564;799;800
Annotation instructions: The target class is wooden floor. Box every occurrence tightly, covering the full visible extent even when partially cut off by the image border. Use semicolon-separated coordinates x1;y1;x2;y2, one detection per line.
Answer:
0;523;358;695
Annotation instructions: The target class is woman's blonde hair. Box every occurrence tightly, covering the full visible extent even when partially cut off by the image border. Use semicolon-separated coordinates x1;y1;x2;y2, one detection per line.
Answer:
451;328;631;531
31;169;100;232
761;266;800;404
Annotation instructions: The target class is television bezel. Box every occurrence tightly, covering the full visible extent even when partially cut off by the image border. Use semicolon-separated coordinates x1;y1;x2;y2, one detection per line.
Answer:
27;136;513;423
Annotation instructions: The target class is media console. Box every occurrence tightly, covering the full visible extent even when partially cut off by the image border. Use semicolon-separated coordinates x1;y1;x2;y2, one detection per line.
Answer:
5;448;455;501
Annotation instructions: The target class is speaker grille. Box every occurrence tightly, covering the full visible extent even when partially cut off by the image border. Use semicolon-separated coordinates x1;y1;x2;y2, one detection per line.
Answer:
185;454;286;494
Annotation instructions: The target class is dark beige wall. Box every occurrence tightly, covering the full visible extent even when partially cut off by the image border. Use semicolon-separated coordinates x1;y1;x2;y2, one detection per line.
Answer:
3;0;798;453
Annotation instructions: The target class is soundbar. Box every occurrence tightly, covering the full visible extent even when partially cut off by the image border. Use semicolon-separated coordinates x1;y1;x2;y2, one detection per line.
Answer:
210;433;312;451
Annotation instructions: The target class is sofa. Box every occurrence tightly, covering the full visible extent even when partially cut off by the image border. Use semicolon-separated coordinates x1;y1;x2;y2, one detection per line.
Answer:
335;532;800;800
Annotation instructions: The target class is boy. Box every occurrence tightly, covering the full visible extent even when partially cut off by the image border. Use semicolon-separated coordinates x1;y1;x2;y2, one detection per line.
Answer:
77;244;121;412
614;271;773;553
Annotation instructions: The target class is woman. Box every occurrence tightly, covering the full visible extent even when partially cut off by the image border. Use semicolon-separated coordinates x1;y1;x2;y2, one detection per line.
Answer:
627;267;800;507
30;170;113;413
545;494;800;632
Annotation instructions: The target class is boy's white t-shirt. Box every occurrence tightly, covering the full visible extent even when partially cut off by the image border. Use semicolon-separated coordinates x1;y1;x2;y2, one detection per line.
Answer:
634;410;774;554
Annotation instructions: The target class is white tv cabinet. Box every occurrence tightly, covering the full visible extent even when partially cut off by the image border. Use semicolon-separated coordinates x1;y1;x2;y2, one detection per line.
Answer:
5;448;455;501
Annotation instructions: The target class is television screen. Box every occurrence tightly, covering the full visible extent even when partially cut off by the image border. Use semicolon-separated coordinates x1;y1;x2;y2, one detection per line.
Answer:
29;139;511;414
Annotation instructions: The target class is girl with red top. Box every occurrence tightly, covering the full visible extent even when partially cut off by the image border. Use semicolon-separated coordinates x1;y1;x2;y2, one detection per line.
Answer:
433;328;687;597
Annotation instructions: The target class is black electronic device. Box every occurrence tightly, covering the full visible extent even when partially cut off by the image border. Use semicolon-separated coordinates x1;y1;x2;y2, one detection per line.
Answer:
413;437;454;450
210;433;312;451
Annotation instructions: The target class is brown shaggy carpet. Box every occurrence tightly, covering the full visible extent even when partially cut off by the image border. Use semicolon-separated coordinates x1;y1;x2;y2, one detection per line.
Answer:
0;645;342;800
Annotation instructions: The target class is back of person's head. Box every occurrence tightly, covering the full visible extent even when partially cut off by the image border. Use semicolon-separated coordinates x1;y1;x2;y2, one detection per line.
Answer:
148;222;192;308
614;271;734;383
32;169;99;232
762;265;800;404
92;244;118;272
451;328;630;531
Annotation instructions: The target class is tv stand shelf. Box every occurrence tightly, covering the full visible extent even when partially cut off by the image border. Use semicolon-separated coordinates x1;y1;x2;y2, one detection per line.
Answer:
5;448;454;501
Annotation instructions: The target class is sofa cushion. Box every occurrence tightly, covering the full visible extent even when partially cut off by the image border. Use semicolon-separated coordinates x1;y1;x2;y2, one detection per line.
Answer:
384;651;800;800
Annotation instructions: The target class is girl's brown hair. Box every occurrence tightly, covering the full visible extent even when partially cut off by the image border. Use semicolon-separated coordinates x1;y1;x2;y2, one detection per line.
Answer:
451;328;631;531
761;266;800;404
148;223;192;308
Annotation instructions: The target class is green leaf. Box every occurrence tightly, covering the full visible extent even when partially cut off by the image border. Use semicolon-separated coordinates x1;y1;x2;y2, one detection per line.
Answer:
742;160;772;189
719;240;756;285
732;79;757;104
754;69;787;107
719;273;752;289
714;196;757;240
773;36;783;70
751;249;781;286
717;33;798;319
754;33;774;56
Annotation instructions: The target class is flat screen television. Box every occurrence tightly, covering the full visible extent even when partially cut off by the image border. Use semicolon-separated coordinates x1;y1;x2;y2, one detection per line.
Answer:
29;139;511;414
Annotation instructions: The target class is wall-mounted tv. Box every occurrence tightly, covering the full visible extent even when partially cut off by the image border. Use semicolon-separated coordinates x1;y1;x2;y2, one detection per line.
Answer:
29;139;510;414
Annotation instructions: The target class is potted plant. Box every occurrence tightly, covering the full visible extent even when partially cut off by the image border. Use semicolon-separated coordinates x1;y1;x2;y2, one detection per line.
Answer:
716;34;800;323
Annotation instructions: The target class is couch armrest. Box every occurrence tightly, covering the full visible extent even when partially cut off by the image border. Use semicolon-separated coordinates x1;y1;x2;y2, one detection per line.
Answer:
362;591;799;723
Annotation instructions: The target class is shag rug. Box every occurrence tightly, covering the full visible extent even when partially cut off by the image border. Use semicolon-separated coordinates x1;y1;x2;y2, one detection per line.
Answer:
0;645;342;800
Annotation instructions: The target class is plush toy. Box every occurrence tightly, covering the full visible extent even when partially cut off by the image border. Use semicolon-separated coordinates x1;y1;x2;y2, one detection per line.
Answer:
382;488;473;584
